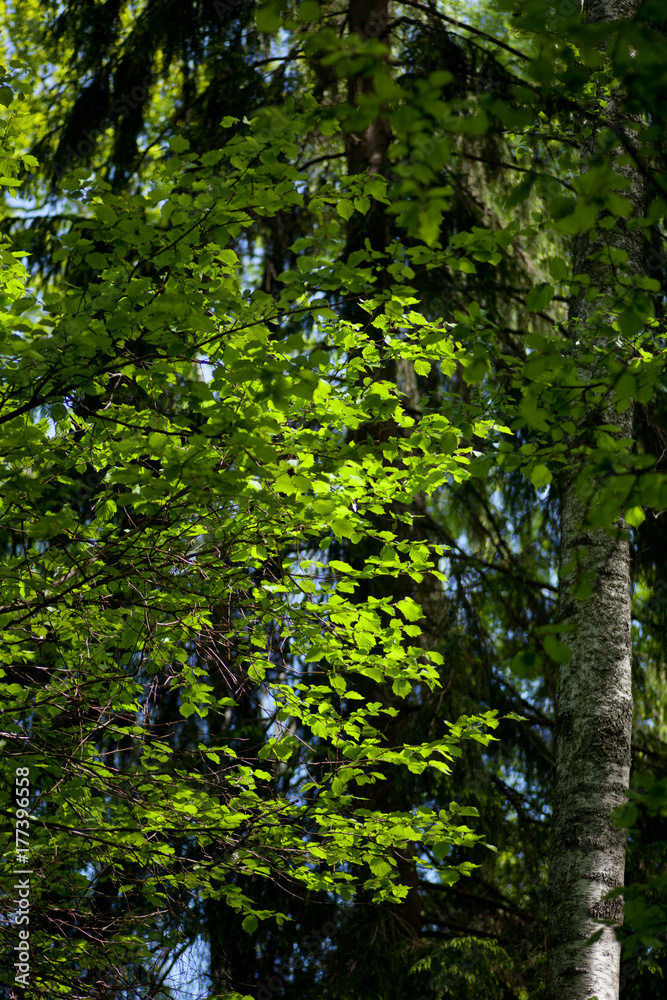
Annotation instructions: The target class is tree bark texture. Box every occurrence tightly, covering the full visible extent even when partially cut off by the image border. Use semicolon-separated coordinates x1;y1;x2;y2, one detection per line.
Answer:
546;1;644;998
343;0;424;957
346;0;393;259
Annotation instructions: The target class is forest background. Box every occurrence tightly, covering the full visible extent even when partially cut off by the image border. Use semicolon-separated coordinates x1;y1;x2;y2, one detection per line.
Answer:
0;1;667;999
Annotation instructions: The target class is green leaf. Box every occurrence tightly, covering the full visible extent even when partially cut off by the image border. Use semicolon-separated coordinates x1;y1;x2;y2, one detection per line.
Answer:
625;505;645;528
543;635;572;664
369;857;393;878
168;135;190;153
530;464;552;489
85;252;109;270
526;282;554;312
256;2;281;33
418;209;441;247
432;842;449;863
297;0;321;20
509;651;543;680
396;597;424;622
618;311;644;337
548;257;569;281
611;803;638;828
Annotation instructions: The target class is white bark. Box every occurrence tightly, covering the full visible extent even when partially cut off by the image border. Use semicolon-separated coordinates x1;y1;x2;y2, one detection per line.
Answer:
546;1;644;998
548;476;633;1000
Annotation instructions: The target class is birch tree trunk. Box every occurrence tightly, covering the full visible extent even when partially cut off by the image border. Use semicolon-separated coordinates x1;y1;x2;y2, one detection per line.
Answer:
546;1;644;998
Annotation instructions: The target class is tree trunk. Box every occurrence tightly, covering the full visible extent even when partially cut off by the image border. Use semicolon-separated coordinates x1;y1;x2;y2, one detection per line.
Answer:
346;0;393;259
546;1;644;998
341;0;425;980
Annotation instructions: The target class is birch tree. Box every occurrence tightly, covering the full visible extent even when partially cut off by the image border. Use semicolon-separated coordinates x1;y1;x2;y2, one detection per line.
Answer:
546;1;645;998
